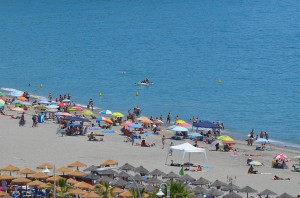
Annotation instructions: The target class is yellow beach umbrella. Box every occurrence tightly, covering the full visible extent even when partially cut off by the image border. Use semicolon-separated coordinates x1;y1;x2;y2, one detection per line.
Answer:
82;110;94;116
175;119;186;124
218;136;234;141
112;112;124;117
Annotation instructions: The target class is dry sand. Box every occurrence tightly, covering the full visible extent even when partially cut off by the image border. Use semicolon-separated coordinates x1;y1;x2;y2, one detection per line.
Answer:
0;111;300;197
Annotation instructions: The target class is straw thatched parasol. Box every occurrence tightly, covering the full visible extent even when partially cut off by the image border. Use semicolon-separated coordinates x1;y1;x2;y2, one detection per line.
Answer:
38;183;51;189
211;180;227;188
129;174;145;182
207;188;223;197
192;186;208;195
67;178;79;185
28;180;45;187
98;176;114;183
146;177;162;185
83;173;100;180
67;161;87;170
112;179;128;187
11;177;32;185
223;192;242;198
74;181;93;189
258;189;278;196
56;166;72;175
69;188;87;195
0;164;20;176
36;163;54;169
149;169;166;177
125;182;144;190
83;165;98;172
83;191;99;198
0;174;14;180
119;163;135;172
68;170;86;177
46;175;63;183
222;183;240;192
134;166;149;175
239;186;258;198
30;172;49;180
192;177;210;186
144;184;155;193
162;171;180;180
119;190;133;198
112;187;124;194
100;159;118;167
97;169;117;176
181;174;196;182
116;171;131;178
276;193;294;198
18;168;36;177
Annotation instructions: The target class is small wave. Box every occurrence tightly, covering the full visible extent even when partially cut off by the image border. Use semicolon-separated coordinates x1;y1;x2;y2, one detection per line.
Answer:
1;87;24;93
75;103;100;110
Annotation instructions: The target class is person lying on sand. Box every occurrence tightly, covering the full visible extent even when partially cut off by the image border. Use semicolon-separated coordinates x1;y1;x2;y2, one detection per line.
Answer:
88;132;103;141
248;165;258;174
273;175;290;180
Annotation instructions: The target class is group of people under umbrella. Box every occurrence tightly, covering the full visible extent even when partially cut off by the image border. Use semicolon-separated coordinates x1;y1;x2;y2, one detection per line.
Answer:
0;160;296;198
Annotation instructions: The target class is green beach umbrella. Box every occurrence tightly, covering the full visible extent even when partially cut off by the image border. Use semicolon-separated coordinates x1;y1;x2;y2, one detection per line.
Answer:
0;100;5;106
0;92;7;97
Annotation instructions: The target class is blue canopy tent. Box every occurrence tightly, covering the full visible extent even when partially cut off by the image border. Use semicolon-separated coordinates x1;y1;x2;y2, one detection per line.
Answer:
193;121;219;128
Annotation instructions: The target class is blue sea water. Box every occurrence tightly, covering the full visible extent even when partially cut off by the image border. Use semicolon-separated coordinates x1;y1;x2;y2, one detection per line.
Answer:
1;0;300;148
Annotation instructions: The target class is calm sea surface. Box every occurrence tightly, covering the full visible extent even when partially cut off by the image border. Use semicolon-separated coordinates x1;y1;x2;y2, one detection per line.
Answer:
1;1;300;148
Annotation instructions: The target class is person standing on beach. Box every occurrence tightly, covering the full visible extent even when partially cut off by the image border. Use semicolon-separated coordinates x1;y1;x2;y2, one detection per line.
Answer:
89;99;94;111
166;112;171;125
265;131;269;140
162;135;166;149
169;142;174;156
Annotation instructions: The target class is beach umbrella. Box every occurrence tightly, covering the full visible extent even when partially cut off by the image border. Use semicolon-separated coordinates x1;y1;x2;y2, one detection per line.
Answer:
100;110;113;115
223;192;242;198
207;188;224;197
218;136;234;141
69;106;83;111
239;186;258;198
175;119;186;124
119;190;133;197
222;183;240;192
0;100;5;106
141;117;153;124
146;177;162;185
20;101;32;106
58;102;68;107
254;138;269;143
56;166;72;175
149;169;166;177
12;100;22;104
36;163;54;169
38;182;51;189
67;170;86;177
38;100;50;105
0;92;7;97
112;112;124;117
123;121;133;127
129;174;145;182
28;180;45;187
18;168;36;177
66;178;79;185
181;174;196;182
249;161;263;166
55;112;72;117
17;96;28;101
83;165;98;172
97;168;117;176
162;171;180;179
68;160;87;170
112;186;125;194
125;182;144;190
211;180;227;188
112;178;128;187
258;189;277;196
97;176;114;183
96;117;107;123
134;165;149;175
144;184;155;193
62;99;71;102
83;191;99;198
153;119;164;125
119;163;135;172
30;172;49;180
130;123;142;129
276;193;294;198
179;122;193;128
83;173;101;180
46;105;59;109
170;126;188;132
82;109;94;116
100;159;118;167
11;177;32;185
116;171;131;178
192;177;210;186
1;164;20;176
273;153;288;160
192;186;208;195
69;189;86;195
46;175;63;183
75;181;93;189
0;174;14;180
103;119;113;124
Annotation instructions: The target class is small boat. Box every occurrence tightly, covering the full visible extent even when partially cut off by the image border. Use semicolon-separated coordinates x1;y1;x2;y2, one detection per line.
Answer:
136;79;154;86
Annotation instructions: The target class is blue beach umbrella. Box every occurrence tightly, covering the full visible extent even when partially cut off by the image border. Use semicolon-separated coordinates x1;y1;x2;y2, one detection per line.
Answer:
12;100;22;104
20;101;32;106
144;132;154;136
171;126;188;132
100;110;113;115
90;126;102;131
50;101;59;105
96;117;108;123
46;105;59;109
187;132;202;138
38;100;50;105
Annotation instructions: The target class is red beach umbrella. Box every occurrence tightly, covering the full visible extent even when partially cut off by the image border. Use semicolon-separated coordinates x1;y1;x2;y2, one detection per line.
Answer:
58;102;69;107
273;153;288;160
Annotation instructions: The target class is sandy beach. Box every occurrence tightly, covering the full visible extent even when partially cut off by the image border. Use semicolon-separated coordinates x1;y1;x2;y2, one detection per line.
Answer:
0;108;299;197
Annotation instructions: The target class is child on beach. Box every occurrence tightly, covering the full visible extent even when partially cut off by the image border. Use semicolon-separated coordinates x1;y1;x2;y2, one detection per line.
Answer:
169;142;174;156
162;135;166;149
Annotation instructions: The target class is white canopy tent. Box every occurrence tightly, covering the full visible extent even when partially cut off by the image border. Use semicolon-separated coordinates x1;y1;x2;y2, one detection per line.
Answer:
165;142;208;165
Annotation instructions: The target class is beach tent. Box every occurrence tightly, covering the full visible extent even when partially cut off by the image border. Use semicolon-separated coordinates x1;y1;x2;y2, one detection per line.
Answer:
165;142;207;164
